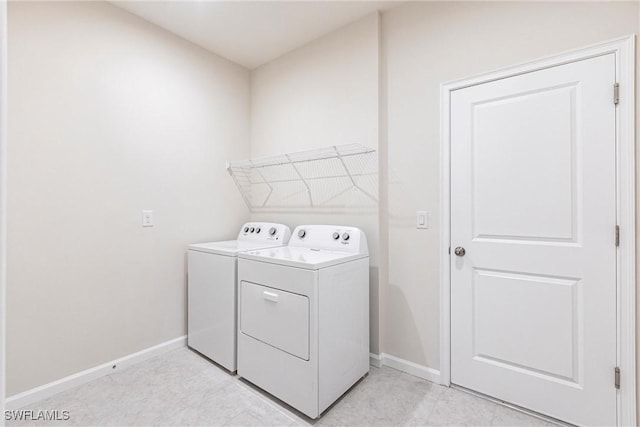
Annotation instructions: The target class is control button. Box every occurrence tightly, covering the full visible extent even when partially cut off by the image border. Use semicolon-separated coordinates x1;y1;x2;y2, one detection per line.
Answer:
298;229;306;239
342;232;350;241
244;227;249;233
269;227;277;236
332;232;340;240
250;227;255;233
256;227;261;234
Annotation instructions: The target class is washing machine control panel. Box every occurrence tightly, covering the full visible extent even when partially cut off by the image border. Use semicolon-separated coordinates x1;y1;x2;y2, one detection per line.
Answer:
238;223;291;243
291;225;368;254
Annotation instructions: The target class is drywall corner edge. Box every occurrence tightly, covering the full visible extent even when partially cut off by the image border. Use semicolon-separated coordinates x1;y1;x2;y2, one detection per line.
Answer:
376;9;388;360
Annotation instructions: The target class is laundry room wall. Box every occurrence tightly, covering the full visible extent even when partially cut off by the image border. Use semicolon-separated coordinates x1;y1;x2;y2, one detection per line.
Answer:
248;13;381;354
380;0;639;376
0;0;6;415
6;1;250;395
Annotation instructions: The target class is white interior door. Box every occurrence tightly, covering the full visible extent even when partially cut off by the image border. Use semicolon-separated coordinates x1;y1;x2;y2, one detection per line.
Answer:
450;54;617;426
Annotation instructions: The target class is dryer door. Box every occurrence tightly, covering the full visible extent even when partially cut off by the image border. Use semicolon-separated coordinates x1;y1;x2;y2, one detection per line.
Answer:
240;281;310;360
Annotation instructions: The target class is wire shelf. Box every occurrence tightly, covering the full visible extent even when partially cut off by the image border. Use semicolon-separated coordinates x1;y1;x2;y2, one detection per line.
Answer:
227;144;378;211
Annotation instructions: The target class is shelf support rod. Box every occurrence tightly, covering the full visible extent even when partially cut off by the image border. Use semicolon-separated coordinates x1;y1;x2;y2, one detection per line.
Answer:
285;153;313;207
334;146;378;203
251;160;273;208
320;185;355;206
227;163;253;210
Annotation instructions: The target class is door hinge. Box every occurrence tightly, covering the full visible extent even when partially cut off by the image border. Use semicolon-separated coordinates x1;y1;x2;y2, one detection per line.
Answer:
614;83;620;105
615;225;620;247
615;367;621;389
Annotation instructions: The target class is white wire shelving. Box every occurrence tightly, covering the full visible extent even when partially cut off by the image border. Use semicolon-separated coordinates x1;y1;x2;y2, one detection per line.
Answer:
227;144;378;211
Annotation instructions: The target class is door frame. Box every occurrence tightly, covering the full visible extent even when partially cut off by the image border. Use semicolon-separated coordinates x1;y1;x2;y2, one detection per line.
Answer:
439;35;636;426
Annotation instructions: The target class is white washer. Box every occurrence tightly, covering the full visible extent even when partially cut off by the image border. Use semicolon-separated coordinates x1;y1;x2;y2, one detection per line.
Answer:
187;222;291;372
237;225;369;418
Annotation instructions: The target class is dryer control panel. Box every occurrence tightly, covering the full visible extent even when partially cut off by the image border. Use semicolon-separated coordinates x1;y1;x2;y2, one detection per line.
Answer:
290;225;368;254
238;222;291;243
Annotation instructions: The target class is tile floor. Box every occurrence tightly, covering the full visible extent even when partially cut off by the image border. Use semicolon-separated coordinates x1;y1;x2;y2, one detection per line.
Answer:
8;348;560;427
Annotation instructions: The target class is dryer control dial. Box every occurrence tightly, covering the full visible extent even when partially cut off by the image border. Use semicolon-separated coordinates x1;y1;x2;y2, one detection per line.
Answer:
244;227;250;233
255;227;261;234
342;232;350;241
332;232;340;240
269;227;277;236
298;229;306;239
250;227;255;233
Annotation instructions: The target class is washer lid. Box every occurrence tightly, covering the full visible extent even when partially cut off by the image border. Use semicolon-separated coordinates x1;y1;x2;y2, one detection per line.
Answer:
238;246;368;270
188;240;285;256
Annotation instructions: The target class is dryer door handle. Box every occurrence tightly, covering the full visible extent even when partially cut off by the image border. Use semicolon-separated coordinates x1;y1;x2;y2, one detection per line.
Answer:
263;291;279;303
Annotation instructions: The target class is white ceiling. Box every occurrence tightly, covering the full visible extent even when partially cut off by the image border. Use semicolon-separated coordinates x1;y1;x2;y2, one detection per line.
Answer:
113;1;399;69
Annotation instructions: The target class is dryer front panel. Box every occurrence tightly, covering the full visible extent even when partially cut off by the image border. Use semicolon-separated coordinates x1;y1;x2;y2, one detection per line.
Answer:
240;281;310;360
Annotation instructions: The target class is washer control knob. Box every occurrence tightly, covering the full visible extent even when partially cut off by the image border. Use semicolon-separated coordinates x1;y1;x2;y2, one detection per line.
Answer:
342;232;350;241
332;232;340;240
298;229;306;239
269;227;277;236
250;227;255;233
244;227;249;233
255;227;261;234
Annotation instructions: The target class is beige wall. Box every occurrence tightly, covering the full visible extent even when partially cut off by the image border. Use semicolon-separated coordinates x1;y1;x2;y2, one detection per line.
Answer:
249;13;380;353
381;0;639;373
6;2;250;395
6;0;640;409
0;0;6;414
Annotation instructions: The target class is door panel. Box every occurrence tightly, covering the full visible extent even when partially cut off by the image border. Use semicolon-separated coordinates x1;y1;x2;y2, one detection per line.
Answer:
472;269;580;383
472;84;577;242
450;54;616;426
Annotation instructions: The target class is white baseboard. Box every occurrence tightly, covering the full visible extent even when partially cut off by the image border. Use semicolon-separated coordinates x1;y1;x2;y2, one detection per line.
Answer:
8;339;435;410
5;335;186;410
369;352;441;384
369;352;382;368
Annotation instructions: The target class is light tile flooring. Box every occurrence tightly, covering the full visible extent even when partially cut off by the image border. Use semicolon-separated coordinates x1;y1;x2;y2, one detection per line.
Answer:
8;348;560;427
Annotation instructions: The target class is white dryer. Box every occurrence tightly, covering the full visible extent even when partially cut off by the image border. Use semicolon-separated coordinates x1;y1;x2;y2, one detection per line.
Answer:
187;222;291;372
237;225;369;418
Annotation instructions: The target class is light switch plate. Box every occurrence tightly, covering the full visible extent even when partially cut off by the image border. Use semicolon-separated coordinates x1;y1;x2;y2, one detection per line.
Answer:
416;211;429;229
142;210;154;227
